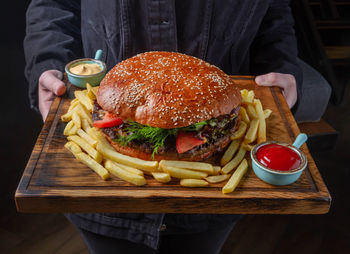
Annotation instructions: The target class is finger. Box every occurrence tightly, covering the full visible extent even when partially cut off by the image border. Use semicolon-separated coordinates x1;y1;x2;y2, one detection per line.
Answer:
39;99;53;121
284;85;297;108
39;82;56;122
256;73;297;108
255;73;286;89
39;70;66;95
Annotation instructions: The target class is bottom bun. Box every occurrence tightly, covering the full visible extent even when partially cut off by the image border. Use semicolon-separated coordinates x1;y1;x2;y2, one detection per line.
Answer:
103;134;231;162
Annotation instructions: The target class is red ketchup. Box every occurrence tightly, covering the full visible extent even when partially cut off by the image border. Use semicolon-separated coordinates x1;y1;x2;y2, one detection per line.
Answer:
256;144;301;171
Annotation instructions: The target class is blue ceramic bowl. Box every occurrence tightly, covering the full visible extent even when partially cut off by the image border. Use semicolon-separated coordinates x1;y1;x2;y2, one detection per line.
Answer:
65;58;106;88
250;141;307;185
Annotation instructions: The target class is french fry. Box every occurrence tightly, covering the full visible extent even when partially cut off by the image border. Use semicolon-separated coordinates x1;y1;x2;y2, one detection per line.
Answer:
88;128;119;159
240;89;248;99
61;110;73;122
161;165;208;179
240;89;251;104
91;86;99;95
151;172;171;183
211;166;221;176
86;83;93;90
246;104;258;119
230;121;247;140
244;119;259;144
74;90;93;112
64;141;82;157
86;83;96;101
205;174;230;183
72;111;81;129
221;139;240;166
88;127;111;145
221;146;246;174
254;99;266;143
87;127;100;141
241;143;253;151
239;107;250;123
76;152;109;180
241;89;254;104
180;179;209;187
77;129;97;148
75;104;93;125
67;135;102;163
81;118;92;133
70;98;79;104
86;83;96;94
68;124;78;136
63;120;75;136
247;90;255;102
264;109;272;119
87;90;95;102
159;160;213;174
88;127;146;175
96;142;158;172
115;162;144;176
222;159;248;194
104;160;146;186
68;100;80;111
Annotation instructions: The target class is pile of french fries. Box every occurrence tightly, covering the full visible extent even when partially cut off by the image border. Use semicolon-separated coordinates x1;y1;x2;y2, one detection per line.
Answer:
61;85;271;194
219;89;272;193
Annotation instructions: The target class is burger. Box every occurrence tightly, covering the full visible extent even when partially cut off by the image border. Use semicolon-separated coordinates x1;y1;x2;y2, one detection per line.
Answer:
92;51;241;161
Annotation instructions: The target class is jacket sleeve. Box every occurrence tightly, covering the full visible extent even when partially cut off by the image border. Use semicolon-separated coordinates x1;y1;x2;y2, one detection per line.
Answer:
24;0;82;112
250;0;302;109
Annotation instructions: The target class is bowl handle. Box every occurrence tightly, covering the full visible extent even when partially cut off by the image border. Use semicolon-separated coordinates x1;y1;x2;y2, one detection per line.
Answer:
292;133;308;149
94;49;103;60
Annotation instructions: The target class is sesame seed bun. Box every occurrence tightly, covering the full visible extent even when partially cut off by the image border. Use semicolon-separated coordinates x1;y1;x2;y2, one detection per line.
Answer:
97;51;241;129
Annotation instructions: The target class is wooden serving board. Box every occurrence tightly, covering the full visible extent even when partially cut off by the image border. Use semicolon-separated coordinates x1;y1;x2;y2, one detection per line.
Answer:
15;76;331;214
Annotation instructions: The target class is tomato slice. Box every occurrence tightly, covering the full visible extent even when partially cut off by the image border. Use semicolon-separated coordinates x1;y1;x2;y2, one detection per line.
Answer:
93;112;123;128
176;131;206;154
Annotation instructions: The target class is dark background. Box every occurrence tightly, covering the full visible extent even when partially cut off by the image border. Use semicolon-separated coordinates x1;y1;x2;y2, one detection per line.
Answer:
1;0;42;216
1;1;349;253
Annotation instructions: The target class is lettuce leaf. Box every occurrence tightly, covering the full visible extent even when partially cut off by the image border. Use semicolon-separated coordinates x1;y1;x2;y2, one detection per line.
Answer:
114;121;208;159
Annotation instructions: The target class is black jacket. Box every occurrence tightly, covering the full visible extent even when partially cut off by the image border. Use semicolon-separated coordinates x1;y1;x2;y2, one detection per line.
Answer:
24;0;301;250
25;0;302;112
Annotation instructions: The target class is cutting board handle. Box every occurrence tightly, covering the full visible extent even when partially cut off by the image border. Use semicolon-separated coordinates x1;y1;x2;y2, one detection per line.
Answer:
230;75;257;90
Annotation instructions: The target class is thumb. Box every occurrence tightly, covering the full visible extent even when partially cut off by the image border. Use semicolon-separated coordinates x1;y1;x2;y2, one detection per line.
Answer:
53;80;66;96
255;74;270;86
255;73;282;87
39;70;66;95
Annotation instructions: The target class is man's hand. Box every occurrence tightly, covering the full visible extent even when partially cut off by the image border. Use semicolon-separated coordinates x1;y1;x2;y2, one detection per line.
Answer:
255;73;297;108
39;70;66;121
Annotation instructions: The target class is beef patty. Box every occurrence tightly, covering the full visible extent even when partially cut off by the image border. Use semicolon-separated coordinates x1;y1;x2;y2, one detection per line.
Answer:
92;101;240;160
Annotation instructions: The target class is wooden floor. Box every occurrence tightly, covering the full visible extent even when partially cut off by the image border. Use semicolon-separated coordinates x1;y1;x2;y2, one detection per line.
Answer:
0;212;87;254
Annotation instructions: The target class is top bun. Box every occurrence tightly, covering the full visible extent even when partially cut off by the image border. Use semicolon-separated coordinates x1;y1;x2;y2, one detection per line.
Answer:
97;51;241;129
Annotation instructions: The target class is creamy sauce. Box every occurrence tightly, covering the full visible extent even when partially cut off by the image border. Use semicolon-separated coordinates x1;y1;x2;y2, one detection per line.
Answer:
70;63;102;75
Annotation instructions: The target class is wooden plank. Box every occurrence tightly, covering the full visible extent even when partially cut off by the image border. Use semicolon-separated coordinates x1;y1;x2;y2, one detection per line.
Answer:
15;76;331;214
298;119;336;135
325;46;350;60
316;20;350;30
299;119;338;152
